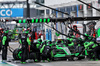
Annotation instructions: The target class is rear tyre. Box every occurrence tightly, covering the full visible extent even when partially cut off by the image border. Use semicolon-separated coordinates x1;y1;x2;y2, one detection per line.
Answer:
13;48;21;60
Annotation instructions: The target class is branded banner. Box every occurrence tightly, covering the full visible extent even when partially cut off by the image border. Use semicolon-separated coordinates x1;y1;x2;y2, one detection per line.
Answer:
0;8;23;17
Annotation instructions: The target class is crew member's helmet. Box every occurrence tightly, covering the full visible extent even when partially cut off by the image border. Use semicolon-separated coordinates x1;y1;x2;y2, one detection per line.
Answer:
73;25;77;29
37;38;42;44
4;30;9;34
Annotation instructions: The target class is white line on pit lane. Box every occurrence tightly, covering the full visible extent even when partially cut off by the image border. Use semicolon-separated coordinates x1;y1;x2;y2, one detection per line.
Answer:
0;60;18;66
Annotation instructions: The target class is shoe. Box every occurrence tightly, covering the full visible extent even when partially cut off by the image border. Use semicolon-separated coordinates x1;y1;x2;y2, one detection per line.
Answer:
95;59;98;61
2;60;7;62
90;59;93;61
23;62;26;64
35;59;38;62
1;60;7;64
43;60;45;62
20;62;23;64
47;58;50;62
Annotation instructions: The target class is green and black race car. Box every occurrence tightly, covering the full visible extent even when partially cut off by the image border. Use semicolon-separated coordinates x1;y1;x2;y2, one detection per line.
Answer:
51;39;85;61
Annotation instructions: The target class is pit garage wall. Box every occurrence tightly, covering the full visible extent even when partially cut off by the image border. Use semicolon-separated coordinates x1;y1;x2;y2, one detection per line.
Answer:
45;0;76;6
44;1;100;41
92;1;100;29
78;4;84;24
23;8;37;18
44;6;79;41
44;9;53;41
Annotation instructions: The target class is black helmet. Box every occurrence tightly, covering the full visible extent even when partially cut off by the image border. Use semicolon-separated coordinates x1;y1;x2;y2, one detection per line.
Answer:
43;41;47;45
73;39;79;43
86;22;96;29
57;40;62;43
47;41;52;44
65;39;71;44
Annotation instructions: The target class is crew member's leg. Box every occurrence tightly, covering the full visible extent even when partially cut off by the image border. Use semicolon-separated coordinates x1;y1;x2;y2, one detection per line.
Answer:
2;46;7;61
93;46;100;60
21;45;27;63
0;44;1;52
88;50;94;60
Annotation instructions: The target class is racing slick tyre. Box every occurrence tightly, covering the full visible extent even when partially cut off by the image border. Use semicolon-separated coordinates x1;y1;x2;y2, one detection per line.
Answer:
13;48;22;60
29;52;36;60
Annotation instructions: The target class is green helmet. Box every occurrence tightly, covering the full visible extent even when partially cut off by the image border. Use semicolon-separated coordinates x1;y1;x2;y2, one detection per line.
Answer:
25;31;29;33
84;33;89;36
23;30;29;34
37;38;42;43
4;30;9;33
66;38;70;41
47;40;50;43
55;32;60;36
46;43;49;46
78;38;82;41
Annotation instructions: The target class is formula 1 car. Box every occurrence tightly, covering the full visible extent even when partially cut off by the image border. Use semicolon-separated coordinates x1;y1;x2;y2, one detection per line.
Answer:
51;39;85;61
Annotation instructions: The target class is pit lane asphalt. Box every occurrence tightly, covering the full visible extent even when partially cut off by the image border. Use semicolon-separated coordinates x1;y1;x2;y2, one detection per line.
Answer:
1;56;100;66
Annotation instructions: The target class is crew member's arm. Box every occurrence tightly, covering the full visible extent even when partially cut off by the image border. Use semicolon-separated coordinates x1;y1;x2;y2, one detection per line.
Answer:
97;28;100;37
27;37;31;52
85;42;94;49
68;42;74;46
70;38;74;42
19;39;22;44
76;30;80;38
2;36;7;46
92;43;98;48
40;44;45;53
36;44;40;48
